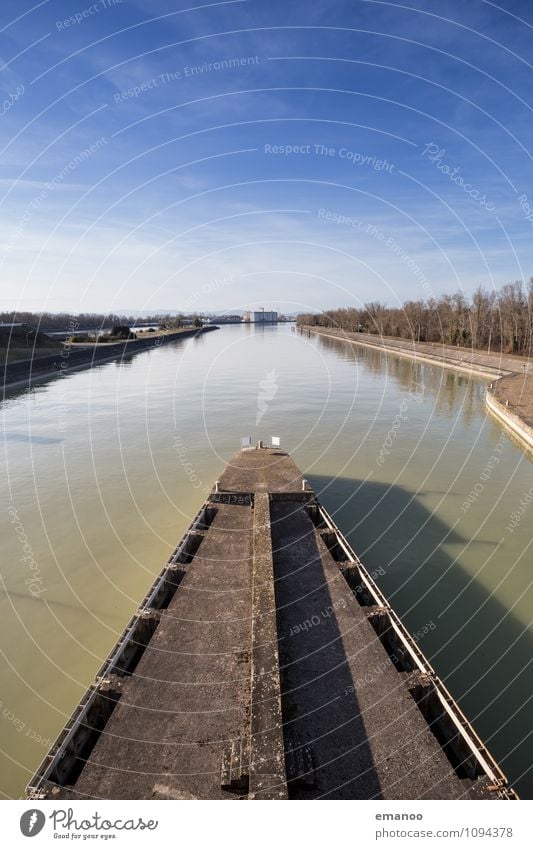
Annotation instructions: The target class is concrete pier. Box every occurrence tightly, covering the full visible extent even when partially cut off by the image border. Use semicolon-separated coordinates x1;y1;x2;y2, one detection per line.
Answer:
27;445;517;800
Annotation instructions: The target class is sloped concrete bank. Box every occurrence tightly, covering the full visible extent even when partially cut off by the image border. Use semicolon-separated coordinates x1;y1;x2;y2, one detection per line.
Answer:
486;386;533;454
2;326;218;394
301;326;533;455
301;326;510;379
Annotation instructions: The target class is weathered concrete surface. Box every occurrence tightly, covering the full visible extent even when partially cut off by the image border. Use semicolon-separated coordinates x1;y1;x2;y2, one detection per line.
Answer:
218;447;303;493
249;493;287;799
53;501;252;800
488;374;533;452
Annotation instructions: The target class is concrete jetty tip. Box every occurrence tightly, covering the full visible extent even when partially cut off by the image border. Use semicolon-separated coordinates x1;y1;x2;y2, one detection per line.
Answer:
27;442;518;800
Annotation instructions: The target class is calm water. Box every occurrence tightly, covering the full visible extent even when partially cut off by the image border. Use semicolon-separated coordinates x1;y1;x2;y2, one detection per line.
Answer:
1;324;532;798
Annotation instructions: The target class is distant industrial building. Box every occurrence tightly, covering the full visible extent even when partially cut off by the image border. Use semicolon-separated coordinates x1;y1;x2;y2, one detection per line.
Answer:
243;310;278;323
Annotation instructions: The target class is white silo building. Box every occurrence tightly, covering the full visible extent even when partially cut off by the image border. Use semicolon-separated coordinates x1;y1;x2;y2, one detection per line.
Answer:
243;310;278;323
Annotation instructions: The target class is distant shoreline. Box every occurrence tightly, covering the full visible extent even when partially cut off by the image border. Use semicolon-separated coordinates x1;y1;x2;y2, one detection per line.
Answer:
301;326;533;455
2;325;218;395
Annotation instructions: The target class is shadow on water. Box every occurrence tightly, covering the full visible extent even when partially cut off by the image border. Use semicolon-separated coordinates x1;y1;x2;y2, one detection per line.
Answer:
307;473;532;799
270;500;383;799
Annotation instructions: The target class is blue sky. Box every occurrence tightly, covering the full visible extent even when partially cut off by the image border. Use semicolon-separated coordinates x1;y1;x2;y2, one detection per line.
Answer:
1;0;533;315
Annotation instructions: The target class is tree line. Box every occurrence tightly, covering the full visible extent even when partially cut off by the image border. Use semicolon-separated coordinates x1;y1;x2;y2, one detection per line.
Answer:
0;312;204;332
297;280;533;355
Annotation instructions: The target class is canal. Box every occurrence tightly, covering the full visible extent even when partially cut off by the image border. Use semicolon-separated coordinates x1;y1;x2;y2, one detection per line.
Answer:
1;323;531;798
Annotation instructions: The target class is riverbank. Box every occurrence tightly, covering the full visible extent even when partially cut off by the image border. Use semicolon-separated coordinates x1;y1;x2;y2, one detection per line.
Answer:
1;325;218;395
301;326;533;453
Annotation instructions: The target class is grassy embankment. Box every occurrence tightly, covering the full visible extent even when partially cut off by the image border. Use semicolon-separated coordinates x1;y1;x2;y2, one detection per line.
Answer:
0;327;63;365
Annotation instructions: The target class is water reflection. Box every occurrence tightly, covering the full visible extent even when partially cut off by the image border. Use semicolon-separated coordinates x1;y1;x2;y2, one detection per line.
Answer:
315;332;486;428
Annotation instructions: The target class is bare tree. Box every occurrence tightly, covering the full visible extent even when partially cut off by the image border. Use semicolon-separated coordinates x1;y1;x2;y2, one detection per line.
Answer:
296;277;533;356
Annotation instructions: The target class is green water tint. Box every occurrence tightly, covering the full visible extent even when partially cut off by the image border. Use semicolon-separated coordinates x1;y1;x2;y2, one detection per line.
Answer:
0;324;531;797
